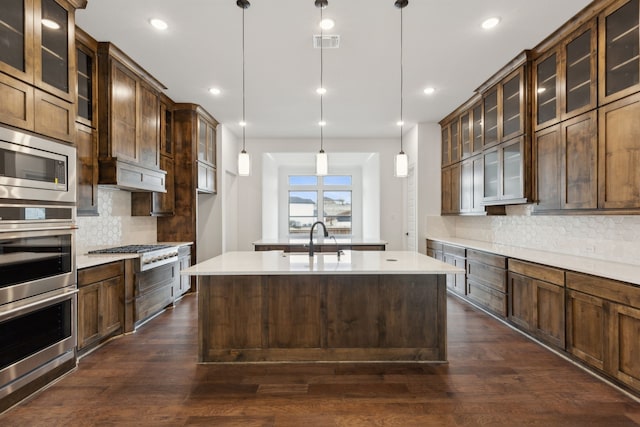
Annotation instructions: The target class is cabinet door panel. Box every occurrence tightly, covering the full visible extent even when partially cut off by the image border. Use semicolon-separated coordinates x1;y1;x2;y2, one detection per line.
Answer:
460;159;473;213
450;163;460;214
609;303;640;389
508;272;533;331
76;122;98;216
110;62;137;161
501;71;523;140
0;72;34;130
566;290;606;370
101;276;122;335
34;88;74;142
535;52;560;129
534;124;561;210
562;111;597;209
441;167;451;214
483;89;499;147
563;23;597;118
533;279;565;348
598;93;640;209
78;282;100;349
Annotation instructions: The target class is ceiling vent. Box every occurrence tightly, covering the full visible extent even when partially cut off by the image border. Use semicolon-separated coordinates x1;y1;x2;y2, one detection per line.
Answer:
313;34;340;49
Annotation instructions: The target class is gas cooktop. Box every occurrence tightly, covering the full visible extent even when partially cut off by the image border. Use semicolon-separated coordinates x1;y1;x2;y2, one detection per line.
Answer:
88;244;173;254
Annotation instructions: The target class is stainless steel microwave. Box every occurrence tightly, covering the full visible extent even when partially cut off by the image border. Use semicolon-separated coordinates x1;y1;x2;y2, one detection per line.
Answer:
0;127;76;204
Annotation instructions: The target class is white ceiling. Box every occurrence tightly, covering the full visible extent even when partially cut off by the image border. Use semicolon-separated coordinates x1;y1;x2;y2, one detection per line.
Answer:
76;0;593;140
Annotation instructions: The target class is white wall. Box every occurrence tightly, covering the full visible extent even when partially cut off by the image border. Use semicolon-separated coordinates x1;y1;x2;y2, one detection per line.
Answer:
238;138;406;251
220;125;240;253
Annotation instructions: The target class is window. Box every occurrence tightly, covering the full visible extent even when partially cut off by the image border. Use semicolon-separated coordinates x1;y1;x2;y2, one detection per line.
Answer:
288;175;352;235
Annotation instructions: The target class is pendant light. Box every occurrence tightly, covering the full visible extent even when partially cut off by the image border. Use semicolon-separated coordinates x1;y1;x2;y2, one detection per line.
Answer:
315;0;329;176
237;0;251;176
394;0;408;178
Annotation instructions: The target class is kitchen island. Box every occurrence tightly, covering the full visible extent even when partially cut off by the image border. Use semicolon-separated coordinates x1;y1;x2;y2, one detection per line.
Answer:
182;250;462;363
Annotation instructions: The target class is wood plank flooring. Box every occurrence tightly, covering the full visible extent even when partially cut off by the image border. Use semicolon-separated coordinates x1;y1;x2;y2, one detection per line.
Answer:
2;293;640;426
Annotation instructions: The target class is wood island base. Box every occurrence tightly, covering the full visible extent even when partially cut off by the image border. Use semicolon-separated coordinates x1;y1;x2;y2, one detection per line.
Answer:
198;274;447;363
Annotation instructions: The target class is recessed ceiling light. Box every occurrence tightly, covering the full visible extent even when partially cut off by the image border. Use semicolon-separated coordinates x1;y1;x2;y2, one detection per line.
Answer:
316;87;327;95
423;87;436;95
239;121;247;127
150;18;168;31
208;87;221;95
318;121;326;126
397;120;404;127
42;19;60;30
481;17;501;30
320;18;335;30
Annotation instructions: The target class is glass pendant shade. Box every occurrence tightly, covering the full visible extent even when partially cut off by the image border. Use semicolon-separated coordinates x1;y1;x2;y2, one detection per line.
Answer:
238;149;251;176
316;150;328;176
395;152;408;177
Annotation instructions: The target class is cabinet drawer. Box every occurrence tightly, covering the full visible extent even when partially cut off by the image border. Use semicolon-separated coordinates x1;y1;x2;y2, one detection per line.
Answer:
79;261;124;286
442;244;465;257
467;279;507;317
467;260;507;292
508;259;564;286
467;249;507;268
135;285;173;324
566;271;640;308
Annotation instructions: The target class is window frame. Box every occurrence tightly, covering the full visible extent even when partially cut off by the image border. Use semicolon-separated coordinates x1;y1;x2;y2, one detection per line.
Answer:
279;166;361;239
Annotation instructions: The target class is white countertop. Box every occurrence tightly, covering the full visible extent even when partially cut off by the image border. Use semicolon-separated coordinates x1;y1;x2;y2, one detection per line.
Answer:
182;250;463;276
428;237;640;286
76;242;193;270
253;238;387;245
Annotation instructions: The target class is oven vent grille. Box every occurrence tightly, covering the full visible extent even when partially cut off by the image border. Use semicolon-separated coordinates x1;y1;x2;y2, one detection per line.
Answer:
313;35;340;49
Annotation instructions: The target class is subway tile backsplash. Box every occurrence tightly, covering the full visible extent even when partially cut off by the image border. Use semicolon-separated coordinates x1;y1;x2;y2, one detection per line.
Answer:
431;205;640;265
76;188;157;254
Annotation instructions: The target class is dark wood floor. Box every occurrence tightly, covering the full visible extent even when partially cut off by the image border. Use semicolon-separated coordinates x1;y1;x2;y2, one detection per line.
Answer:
2;293;640;426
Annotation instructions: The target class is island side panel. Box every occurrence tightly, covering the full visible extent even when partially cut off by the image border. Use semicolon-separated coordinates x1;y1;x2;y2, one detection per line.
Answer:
199;273;447;363
266;275;323;348
198;275;264;362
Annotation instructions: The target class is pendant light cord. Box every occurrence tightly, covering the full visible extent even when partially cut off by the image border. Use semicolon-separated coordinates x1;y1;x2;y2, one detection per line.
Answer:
399;6;404;154
242;6;246;152
320;5;324;151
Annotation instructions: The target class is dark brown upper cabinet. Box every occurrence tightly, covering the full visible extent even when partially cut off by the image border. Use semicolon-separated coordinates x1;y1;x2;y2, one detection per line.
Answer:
599;0;640;105
0;0;84;142
534;20;597;130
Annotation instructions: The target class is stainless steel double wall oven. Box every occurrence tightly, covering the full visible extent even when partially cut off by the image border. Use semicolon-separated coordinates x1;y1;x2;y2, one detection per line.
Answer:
0;126;77;402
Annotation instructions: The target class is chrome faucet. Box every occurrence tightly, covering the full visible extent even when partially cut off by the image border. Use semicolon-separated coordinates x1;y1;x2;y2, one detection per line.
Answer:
308;221;329;257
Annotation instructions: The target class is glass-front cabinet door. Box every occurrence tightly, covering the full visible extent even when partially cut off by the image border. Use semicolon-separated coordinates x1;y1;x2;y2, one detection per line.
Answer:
35;0;75;102
0;0;33;82
501;137;523;200
501;71;523;140
460;112;471;159
483;148;499;201
483;89;499;147
450;119;459;163
600;0;640;105
472;103;483;154
441;125;450;166
0;0;75;101
535;52;560;129
564;23;597;118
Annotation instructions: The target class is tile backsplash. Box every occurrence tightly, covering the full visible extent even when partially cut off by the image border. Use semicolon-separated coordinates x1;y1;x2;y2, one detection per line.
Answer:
76;188;157;254
430;205;640;265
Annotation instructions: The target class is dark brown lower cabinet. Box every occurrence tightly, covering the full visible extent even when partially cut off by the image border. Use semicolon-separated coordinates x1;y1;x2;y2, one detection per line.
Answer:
77;261;124;354
466;249;507;317
566;271;640;391
442;244;466;296
508;259;565;348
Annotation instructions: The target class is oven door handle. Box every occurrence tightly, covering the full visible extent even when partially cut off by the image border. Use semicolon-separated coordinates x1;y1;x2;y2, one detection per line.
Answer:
0;287;77;322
